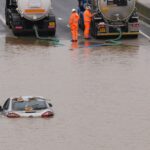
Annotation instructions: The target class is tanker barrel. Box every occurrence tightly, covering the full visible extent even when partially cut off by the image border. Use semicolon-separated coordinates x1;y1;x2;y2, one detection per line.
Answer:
17;0;52;21
97;0;136;21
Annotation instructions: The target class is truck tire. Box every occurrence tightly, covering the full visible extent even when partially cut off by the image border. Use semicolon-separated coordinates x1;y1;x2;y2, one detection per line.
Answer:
12;30;20;36
79;13;84;30
91;20;97;38
131;34;138;38
48;29;55;36
5;9;11;28
5;17;9;26
10;13;22;36
50;30;56;36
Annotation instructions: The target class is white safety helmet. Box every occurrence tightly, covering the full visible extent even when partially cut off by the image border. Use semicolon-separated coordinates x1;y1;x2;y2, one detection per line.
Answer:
86;6;91;10
72;8;76;12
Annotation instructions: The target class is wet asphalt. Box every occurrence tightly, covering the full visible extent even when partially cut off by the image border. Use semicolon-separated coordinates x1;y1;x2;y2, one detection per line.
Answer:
0;0;150;150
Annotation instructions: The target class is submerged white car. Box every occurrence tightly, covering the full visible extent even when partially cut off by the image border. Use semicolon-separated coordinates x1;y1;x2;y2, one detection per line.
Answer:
0;96;54;118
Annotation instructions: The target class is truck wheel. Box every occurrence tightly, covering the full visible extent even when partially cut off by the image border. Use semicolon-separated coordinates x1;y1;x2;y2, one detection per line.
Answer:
91;21;97;38
12;29;20;36
6;20;12;29
131;34;138;38
5;18;9;26
47;29;56;36
50;30;56;36
79;13;84;30
5;13;11;28
7;21;12;29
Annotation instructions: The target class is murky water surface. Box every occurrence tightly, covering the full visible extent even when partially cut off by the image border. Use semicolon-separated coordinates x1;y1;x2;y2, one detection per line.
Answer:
0;35;150;150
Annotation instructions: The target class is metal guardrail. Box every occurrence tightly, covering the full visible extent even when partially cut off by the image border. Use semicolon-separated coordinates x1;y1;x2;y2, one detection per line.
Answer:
136;2;150;24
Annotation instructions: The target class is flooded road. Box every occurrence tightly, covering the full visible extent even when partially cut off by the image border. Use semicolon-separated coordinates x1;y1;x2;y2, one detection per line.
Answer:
0;0;150;150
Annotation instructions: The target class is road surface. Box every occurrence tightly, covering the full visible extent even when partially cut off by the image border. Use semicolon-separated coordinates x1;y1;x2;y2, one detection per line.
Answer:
0;0;150;150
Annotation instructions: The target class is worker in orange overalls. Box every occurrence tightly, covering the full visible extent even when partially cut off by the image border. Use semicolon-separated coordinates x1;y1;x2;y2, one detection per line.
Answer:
69;9;80;42
83;6;94;39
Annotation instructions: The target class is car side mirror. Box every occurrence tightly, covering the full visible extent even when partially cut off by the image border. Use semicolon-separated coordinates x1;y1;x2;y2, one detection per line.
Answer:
48;103;53;107
0;106;3;112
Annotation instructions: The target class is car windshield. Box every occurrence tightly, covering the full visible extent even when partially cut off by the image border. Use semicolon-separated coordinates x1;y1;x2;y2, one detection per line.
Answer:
12;98;48;111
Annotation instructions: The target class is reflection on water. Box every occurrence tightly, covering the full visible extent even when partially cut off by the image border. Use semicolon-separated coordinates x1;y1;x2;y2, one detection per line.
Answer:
70;39;139;64
0;36;150;150
70;41;91;61
5;36;59;47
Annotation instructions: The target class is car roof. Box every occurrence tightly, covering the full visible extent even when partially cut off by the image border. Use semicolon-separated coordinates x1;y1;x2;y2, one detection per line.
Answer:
10;96;45;102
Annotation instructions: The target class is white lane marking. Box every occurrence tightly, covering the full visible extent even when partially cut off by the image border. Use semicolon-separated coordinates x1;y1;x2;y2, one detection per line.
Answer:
140;20;150;28
66;24;70;28
140;30;150;41
58;17;63;20
0;34;7;38
0;14;6;24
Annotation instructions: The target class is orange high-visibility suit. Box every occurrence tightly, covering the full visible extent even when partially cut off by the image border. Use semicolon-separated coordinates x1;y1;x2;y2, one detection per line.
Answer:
83;9;93;38
69;12;80;41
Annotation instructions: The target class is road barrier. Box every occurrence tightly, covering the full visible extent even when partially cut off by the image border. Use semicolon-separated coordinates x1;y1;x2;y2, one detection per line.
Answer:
136;2;150;24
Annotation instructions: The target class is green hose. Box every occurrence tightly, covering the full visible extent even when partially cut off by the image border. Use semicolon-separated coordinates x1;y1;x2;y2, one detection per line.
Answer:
105;28;122;45
33;25;122;48
33;25;63;45
81;27;122;48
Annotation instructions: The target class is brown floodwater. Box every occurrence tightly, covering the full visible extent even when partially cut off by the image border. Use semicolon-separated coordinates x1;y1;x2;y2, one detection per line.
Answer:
0;35;150;150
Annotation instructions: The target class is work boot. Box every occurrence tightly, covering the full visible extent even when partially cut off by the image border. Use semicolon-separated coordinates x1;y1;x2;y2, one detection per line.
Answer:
71;40;78;42
84;37;91;40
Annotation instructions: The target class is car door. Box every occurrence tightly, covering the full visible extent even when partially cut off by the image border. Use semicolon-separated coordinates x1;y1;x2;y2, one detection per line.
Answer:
3;98;10;114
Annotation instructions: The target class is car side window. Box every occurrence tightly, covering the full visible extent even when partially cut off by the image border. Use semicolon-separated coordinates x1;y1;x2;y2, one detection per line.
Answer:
3;99;10;110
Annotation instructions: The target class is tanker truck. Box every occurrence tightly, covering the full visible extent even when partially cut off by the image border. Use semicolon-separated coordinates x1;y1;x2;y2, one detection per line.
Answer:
5;0;56;36
78;0;139;37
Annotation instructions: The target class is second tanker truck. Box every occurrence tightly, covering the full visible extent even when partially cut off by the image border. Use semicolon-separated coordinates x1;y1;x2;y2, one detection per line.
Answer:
78;0;139;37
5;0;56;36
